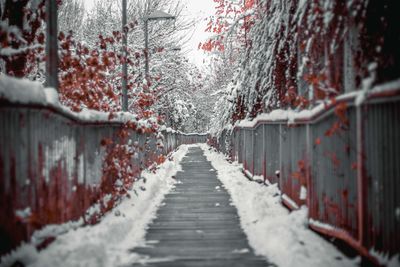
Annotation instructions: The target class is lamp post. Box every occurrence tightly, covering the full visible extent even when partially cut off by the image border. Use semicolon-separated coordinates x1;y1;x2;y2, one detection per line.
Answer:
144;10;176;79
121;0;128;111
45;0;59;91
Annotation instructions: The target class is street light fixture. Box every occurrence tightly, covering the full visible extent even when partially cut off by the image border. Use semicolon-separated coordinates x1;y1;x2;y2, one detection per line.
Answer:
144;10;176;79
121;7;175;112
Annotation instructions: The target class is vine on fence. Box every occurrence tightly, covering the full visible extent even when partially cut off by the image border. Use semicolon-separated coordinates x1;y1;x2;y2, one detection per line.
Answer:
84;121;163;224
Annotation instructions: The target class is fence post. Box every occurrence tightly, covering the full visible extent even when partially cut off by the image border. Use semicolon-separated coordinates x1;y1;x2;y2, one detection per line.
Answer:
263;124;266;180
356;105;365;245
306;123;312;210
279;124;283;188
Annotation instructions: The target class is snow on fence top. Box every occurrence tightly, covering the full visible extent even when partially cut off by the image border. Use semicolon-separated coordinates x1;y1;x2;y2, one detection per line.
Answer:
0;74;156;128
235;78;400;129
161;126;207;136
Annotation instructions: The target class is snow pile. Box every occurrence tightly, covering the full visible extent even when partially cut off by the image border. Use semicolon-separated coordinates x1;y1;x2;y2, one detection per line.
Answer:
0;74;47;105
0;145;190;267
0;74;146;125
200;144;360;267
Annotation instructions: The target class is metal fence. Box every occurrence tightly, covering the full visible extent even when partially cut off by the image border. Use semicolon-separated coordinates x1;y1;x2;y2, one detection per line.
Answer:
210;89;400;259
0;103;205;256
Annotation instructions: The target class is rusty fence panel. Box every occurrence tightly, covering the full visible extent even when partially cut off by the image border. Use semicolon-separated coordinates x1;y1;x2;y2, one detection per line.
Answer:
309;104;359;242
208;89;400;258
221;129;227;155
253;125;264;177
231;129;238;161
264;124;280;184
280;124;308;209
0;104;206;256
363;98;400;254
243;129;254;173
238;130;244;164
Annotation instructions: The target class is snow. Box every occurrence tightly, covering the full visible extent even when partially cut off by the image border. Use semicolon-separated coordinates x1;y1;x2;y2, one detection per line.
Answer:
396;207;400;221
0;145;190;267
300;185;307;200
370;78;400;94
0;74;46;105
200;144;360;267
43;136;76;183
235;106;326;128
232;248;250;254
355;62;376;107
282;194;300;210
15;207;32;221
243;169;253;179
370;249;400;267
147;10;175;20
234;78;400;129
0;44;43;57
0;74;149;126
308;218;336;232
163;126;207;136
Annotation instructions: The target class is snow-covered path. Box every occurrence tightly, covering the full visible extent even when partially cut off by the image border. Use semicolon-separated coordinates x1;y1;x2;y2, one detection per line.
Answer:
2;144;361;267
129;146;269;266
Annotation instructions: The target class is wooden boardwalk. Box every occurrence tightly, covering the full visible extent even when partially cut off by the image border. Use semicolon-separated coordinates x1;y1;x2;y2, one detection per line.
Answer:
131;146;272;267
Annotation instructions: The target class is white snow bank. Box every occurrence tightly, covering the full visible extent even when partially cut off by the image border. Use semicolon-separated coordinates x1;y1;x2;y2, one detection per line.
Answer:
0;145;190;267
0;74;47;104
200;144;360;267
235;78;400;128
0;74;145;125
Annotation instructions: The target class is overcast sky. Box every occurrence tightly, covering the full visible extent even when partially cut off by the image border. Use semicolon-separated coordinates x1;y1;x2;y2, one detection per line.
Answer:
82;0;215;68
180;0;214;67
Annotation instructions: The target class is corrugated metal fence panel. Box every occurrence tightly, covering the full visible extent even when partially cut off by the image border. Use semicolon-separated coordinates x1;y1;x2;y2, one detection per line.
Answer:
212;92;400;257
223;130;229;155
244;129;254;173
310;107;359;239
280;124;308;207
264;124;280;184
129;131;141;176
253;125;264;176
220;130;226;155
238;130;244;164
179;134;207;145
363;99;400;255
232;129;238;161
0;105;206;255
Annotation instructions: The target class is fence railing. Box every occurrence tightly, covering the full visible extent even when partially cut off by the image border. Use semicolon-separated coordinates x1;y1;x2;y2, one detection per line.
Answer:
209;83;400;261
0;101;206;256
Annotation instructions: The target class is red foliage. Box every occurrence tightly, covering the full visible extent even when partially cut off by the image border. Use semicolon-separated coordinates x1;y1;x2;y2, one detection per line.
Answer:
0;0;46;77
201;0;257;53
292;160;307;186
58;31;124;112
1;1;169;229
283;86;310;109
325;151;341;168
315;137;322;145
325;102;349;137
